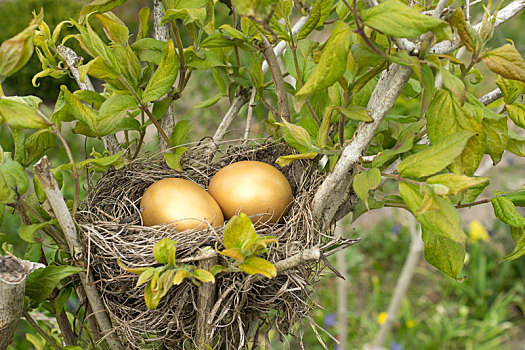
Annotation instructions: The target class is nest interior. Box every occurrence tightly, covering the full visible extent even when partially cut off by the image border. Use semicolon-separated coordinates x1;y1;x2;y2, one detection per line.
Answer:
78;140;336;349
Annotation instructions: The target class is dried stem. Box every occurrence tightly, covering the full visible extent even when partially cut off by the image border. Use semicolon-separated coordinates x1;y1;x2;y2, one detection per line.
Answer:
244;88;257;140
260;35;290;122
212;91;250;142
195;255;218;349
23;310;62;350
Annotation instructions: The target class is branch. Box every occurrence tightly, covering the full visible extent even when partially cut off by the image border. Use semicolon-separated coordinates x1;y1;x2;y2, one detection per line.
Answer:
212;90;250;142
153;0;176;152
244;88;258;140
479;88;503;106
260;36;290;121
56;45;120;155
23;310;61;350
431;0;525;54
335;221;349;350
0;256;44;350
311;64;413;229
33;157;124;350
195;255;218;350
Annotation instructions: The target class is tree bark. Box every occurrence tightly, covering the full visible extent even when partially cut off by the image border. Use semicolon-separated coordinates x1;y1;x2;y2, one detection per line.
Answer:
195;255;218;349
0;256;44;350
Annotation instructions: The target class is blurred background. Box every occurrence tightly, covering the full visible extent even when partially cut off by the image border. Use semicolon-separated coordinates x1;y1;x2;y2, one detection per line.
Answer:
1;0;525;349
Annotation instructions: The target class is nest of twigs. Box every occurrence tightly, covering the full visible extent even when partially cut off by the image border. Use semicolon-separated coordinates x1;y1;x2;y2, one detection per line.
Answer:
77;139;356;349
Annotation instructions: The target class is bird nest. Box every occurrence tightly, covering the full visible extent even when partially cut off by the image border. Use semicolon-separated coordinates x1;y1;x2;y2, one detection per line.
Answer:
77;139;357;349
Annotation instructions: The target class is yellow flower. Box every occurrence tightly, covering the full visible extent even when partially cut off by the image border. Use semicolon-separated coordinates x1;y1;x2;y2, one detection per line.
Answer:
468;220;489;242
406;320;415;328
378;312;387;325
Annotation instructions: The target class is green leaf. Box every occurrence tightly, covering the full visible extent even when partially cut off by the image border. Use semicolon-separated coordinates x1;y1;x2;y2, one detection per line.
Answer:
223;213;257;250
73;90;107;110
78;56;120;82
422;227;465;279
164;147;188;172
142;40;178;103
441;67;466;106
194;93;223;109
336;106;373;122
511;226;524;245
296;0;333;40
0;12;42;80
98;95;138;136
192;269;215;283
238;256;277;278
400;183;466;279
426;90;485;176
482;114;508;165
397;131;474;178
170;120;194;146
450;8;477;53
136;7;150;41
353;168;381;210
173;268;191;285
274;0;293;19
507;132;525;157
280;119;314;150
503;231;525;261
162;7;207;27
232;0;278;24
295;21;352;107
219;247;244;261
153;237;178;265
360;0;446;38
504;190;525;207
491;197;525;227
0;160;29;204
506;104;525;128
372;132;415;168
25;265;83;302
275;152;318;167
19;220;55;244
135;268;155;288
495;75;525;105
79;0;127;23
283;40;318;85
0;98;50;129
131;38;165;65
427;174;489;196
210;265;228;275
482;44;525;83
54;287;72;315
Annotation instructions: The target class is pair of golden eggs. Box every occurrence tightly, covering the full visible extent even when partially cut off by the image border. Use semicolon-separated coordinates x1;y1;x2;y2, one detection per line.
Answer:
140;161;293;231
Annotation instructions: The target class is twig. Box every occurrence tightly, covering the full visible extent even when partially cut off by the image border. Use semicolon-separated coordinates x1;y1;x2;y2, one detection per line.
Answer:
213;91;250;142
479;88;503;106
371;214;423;349
431;0;525;54
244;88;257;140
141;105;173;149
260;35;290;121
52;127;80;218
23;310;62;350
154;0;176;152
56;45;120;155
33;157;124;350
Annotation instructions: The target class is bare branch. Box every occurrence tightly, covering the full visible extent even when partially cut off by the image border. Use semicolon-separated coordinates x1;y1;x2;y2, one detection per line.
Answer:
312;64;413;229
213;91;250;142
0;256;44;350
479;88;503;106
260;35;290;121
56;45;120;155
431;0;525;54
153;0;177;152
261;16;308;72
244;88;258;140
33;157;124;350
195;254;218;350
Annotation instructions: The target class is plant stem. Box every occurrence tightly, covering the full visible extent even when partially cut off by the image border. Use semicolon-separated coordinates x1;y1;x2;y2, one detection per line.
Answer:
455;198;491;208
141;106;173;149
161;0;186;93
131;131;146;159
23;310;62;350
344;0;386;58
381;172;423;186
52;127;80;218
232;6;241;67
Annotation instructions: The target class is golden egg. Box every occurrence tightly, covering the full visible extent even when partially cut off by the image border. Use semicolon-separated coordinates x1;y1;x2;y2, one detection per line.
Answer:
140;178;224;231
208;161;293;224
